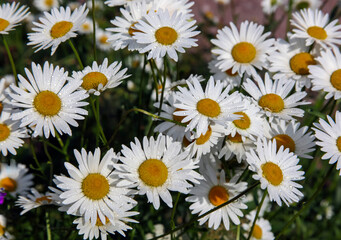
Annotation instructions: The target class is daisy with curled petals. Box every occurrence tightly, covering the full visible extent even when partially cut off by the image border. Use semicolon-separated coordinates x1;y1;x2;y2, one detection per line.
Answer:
0;160;33;198
211;21;275;77
8;62;89;138
269;119;315;159
186;163;248;230
290;8;341;49
246;138;305;206
0;111;27;156
55;148;136;226
28;4;88;55
115;134;203;210
313;111;341;174
0;2;29;35
133;9;199;62
243;73;308;121
309;48;341;100
173;76;244;138
70;58;129;96
74;204;138;240
269;38;317;90
242;210;274;240
16;188;53;215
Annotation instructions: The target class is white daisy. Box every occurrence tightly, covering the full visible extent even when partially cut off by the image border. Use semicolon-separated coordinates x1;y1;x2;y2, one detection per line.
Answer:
208;57;242;88
0;111;27;156
133;9;199;62
243;73;309;121
290;8;341;49
8;61;89;138
261;0;283;15
0;215;13;240
309;48;341;100
269;38;317;90
186;163;248;230
0;160;33;198
268;119;315;159
115;134;203;209
54;148;136;226
15;188;53;215
0;2;29;35
313;111;341;174
78;17;94;34
246;138;305;206
150;0;194;18
70;58;129;95
242;210;274;240
28;4;88;55
173;76;244;137
211;21;275;77
96;28;112;51
33;0;59;12
105;0;150;7
292;0;322;11
106;1;149;51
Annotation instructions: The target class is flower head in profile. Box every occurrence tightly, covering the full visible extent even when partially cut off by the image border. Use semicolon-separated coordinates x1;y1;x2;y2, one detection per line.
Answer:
28;4;88;55
16;188;53;215
0;2;30;35
9;61;89;138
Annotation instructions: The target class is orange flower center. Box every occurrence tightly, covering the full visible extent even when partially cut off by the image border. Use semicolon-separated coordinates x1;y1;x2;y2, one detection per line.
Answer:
330;69;341;91
0;124;10;142
82;173;110;200
138;159;168;187
208;185;229;206
258;93;284;113
261;162;283;186
196;126;212;145
34;90;62;116
196;98;221;118
272;134;296;153
233;112;251;129
50;21;73;39
82;72;108;90
252;224;263;239
0;18;10;32
307;26;327;40
289;52;316;75
0;177;17;192
231;42;256;63
155;26;178;45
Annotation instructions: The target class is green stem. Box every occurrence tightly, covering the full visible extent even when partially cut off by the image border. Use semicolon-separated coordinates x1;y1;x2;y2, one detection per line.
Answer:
30;141;47;180
68;39;84;69
91;0;97;61
275;164;335;239
158;57;167;115
43;141;53;185
46;211;52;240
170;192;181;240
55;131;70;162
151;182;260;240
246;191;267;240
90;96;108;147
236;166;248;183
236;224;240;240
3;35;18;85
149;59;159;103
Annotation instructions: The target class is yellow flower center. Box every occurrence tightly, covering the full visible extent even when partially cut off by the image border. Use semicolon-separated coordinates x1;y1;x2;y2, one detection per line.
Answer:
231;42;256;63
307;26;327;40
0;124;10;142
0;18;10;32
35;196;52;204
208;185;229;206
182;136;193;147
196;98;221;118
96;215;109;226
258;93;284;113
261;162;283;186
227;133;243;143
82;173;110;200
34;90;62;116
336;136;341;152
330;69;341;91
225;68;238;77
82;23;90;31
0;177;17;192
0;225;4;236
45;0;54;7
0;102;3;115
272;134;296;153
196;126;212;145
99;35;108;44
233;112;251;129
50;21;73;39
128;22;143;36
82;72;108;91
289;52;316;75
252;224;263;239
155;26;178;45
138;159;168;187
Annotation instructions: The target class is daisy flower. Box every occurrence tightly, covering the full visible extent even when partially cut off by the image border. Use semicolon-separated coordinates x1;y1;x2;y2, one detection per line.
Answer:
269;38;316;90
28;4;88;55
290;8;341;49
211;21;275;77
133;9;199;62
15;188;53;215
8;61;89;138
242;210;274;240
0;160;33;198
105;0;149;7
0;215;13;240
54;148;136;226
186;163;248;230
268;119;315;159
0;111;27;156
78;17;94;34
96;28;112;51
246;138;305;206
150;0;194;18
33;0;59;12
313;111;341;174
70;58;129;96
115;134;203;209
243;73;309;121
0;2;29;35
106;1;149;51
292;0;322;11
173;76;244;137
261;0;283;15
208;57;242;88
309;48;341;100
